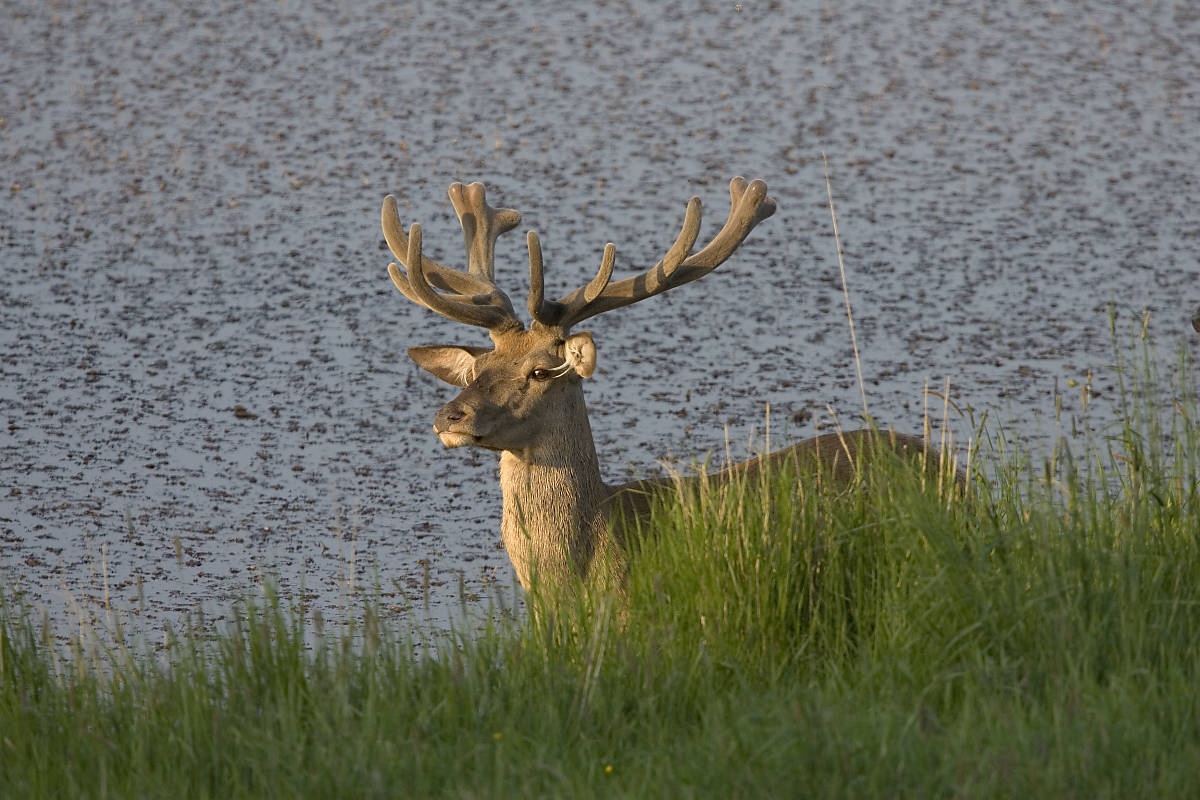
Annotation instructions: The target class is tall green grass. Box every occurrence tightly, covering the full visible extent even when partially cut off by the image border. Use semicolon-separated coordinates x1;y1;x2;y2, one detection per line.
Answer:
3;332;1198;797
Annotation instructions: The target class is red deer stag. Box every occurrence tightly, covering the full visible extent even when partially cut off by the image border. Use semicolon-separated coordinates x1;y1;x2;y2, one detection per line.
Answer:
382;178;936;594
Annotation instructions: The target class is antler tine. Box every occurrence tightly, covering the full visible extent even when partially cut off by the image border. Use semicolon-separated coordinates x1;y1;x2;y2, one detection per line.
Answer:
678;177;776;271
547;177;775;330
448;182;522;282
657;196;704;279
584;243;616;303
382;189;523;332
526;230;563;324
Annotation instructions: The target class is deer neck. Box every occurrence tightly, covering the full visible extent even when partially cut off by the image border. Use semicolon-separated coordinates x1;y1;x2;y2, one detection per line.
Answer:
497;391;620;593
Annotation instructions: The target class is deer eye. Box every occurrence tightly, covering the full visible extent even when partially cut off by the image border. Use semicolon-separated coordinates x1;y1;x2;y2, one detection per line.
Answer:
529;368;554;381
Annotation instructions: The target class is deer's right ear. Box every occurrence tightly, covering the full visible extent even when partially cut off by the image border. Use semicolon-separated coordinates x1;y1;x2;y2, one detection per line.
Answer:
407;345;490;388
564;331;597;378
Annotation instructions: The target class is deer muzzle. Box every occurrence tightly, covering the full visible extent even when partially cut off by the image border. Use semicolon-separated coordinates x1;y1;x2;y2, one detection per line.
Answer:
433;398;485;448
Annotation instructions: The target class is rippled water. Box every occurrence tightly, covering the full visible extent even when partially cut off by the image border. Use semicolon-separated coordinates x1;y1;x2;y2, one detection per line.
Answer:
2;0;1197;641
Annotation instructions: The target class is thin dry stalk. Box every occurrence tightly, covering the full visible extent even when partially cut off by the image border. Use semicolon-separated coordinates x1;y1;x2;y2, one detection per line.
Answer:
822;153;869;419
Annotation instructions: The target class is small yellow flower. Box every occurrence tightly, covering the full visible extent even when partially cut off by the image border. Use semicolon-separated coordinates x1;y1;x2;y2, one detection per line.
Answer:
493;732;502;741
605;765;614;775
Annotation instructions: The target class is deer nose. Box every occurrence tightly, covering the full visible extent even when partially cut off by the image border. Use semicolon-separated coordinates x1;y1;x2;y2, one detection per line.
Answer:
434;402;469;432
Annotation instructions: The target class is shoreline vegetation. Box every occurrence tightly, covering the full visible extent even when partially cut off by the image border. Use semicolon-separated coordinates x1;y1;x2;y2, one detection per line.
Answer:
4;327;1198;797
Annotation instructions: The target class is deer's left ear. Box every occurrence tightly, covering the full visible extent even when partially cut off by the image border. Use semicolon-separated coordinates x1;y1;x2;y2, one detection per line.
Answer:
564;332;596;378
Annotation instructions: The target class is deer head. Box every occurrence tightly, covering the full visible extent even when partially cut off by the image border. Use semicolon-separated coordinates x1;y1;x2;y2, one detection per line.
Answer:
383;178;776;457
